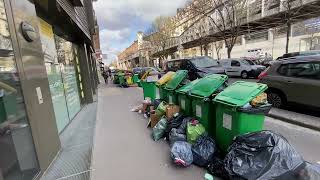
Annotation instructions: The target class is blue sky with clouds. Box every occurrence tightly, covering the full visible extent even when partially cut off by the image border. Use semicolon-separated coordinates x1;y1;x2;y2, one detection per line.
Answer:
93;0;189;65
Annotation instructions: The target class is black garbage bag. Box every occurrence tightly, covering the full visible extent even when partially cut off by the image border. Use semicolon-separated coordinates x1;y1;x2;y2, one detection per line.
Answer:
225;130;305;180
170;141;193;167
169;128;187;145
152;99;162;109
177;117;193;134
207;157;230;180
164;114;185;139
296;163;320;180
191;135;217;167
239;104;272;115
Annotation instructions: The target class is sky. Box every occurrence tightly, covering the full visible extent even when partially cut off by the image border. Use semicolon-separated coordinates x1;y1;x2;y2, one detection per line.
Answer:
93;0;189;65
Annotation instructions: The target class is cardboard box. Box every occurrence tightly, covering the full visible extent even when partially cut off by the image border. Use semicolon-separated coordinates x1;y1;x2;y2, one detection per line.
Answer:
150;111;161;128
166;105;180;120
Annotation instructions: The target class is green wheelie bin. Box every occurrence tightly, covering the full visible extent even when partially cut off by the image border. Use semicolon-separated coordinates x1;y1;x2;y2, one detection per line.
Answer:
141;80;157;100
175;79;201;116
213;81;270;151
133;74;139;84
118;73;126;87
189;74;228;137
164;70;188;104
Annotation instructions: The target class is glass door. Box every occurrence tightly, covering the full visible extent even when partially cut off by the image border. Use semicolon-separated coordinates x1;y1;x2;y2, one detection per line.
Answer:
0;0;40;179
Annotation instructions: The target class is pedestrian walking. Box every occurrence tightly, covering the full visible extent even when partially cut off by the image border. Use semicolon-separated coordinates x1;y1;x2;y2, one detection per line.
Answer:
102;70;109;84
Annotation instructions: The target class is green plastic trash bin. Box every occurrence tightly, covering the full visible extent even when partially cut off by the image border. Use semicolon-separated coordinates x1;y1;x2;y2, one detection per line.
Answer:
118;73;125;86
156;85;168;101
164;70;188;104
141;81;157;100
213;81;268;151
189;74;228;137
133;74;139;84
176;79;201;116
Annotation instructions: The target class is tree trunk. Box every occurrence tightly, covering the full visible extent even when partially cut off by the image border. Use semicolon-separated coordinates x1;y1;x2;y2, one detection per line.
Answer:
204;44;208;56
285;22;291;53
227;47;232;58
200;45;203;56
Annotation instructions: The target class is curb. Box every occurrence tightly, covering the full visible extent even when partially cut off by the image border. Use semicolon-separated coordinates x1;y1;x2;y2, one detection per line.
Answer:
267;108;320;132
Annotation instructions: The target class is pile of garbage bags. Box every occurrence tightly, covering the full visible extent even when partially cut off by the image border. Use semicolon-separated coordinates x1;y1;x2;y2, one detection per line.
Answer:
207;130;320;180
132;98;319;180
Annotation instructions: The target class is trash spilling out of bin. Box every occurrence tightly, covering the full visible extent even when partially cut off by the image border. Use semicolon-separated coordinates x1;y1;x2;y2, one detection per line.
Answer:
213;81;271;151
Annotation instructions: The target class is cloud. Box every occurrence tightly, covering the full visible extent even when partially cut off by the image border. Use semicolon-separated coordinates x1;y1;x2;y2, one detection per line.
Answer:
93;0;189;65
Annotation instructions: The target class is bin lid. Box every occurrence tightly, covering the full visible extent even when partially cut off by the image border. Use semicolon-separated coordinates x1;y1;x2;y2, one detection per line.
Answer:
213;81;268;107
176;78;201;94
165;70;188;90
190;74;228;98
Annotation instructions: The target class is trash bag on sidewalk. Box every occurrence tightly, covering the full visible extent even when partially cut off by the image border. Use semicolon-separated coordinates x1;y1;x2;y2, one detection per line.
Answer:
177;117;193;134
186;120;206;144
164;113;185;138
169;128;187;145
152;116;168;141
296;163;320;180
225;130;305;180
207;157;230;180
152;99;162;109
191;135;217;167
170;141;193;167
155;102;167;116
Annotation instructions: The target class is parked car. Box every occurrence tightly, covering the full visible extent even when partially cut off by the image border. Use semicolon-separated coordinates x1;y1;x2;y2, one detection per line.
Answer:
276;50;320;60
132;67;143;74
220;58;266;78
258;55;320;108
164;56;225;80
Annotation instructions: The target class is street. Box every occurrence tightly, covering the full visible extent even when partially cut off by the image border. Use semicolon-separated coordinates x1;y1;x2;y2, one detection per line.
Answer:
91;84;320;179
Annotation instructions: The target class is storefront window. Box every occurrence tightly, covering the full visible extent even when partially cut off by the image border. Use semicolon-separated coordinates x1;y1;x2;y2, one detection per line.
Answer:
38;18;69;133
0;1;40;179
55;36;81;120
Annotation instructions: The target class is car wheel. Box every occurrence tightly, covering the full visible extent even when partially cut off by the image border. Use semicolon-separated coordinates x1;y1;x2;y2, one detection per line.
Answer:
241;71;248;79
268;92;284;108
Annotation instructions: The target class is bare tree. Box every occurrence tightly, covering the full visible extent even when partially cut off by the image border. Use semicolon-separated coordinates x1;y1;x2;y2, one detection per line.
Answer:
190;0;248;58
281;0;303;53
213;41;223;59
145;16;175;60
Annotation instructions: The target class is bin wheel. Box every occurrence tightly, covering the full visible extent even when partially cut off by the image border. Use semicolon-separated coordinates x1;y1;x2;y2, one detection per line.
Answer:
267;92;285;108
241;71;248;79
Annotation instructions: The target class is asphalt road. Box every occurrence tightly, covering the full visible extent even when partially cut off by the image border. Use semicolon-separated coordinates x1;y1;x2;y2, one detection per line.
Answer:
91;84;320;180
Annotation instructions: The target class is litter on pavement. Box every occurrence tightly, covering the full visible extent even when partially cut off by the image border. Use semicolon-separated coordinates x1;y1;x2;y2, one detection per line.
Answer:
128;71;315;180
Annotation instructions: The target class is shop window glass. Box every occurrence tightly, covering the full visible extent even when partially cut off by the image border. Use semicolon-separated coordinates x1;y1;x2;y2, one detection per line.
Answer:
0;1;39;179
55;36;81;120
38;18;69;133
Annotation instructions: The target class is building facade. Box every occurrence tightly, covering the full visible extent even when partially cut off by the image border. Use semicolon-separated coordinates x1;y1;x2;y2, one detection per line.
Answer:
0;0;99;179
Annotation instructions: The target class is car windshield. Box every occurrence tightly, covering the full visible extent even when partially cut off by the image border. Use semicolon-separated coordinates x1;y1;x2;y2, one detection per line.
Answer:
191;57;219;68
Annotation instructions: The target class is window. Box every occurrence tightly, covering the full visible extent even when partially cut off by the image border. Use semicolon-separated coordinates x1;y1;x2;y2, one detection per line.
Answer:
231;60;240;66
278;62;320;79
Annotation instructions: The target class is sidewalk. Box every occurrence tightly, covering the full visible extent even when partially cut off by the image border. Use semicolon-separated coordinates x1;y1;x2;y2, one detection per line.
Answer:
90;84;204;180
41;103;97;180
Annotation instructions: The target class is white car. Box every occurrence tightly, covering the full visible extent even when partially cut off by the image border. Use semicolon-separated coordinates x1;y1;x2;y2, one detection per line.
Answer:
219;58;266;78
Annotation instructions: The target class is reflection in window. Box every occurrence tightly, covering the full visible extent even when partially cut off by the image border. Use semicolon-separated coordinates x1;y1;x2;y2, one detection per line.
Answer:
0;1;40;180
